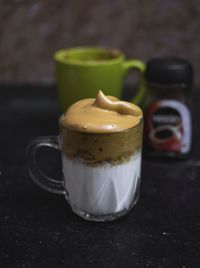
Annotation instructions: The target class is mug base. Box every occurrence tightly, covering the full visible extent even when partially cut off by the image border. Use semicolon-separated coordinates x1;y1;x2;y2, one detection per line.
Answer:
70;189;140;222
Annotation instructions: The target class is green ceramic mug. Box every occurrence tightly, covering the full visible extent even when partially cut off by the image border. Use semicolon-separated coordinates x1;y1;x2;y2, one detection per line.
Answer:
54;47;146;111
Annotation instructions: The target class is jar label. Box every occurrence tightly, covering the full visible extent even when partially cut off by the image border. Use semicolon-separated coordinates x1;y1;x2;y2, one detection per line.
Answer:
145;100;192;154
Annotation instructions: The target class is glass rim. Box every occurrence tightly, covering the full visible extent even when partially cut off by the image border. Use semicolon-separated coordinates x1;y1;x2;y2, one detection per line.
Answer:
59;114;143;135
54;47;124;66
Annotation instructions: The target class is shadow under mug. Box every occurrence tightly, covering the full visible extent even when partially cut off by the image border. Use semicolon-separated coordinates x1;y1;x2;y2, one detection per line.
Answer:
27;117;143;222
54;47;146;111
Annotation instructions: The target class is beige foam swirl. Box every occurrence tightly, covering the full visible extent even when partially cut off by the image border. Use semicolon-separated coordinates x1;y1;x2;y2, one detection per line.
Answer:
94;91;142;116
61;90;142;133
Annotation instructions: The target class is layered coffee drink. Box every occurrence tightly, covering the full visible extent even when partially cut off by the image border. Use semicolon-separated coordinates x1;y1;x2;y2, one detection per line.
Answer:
59;91;143;220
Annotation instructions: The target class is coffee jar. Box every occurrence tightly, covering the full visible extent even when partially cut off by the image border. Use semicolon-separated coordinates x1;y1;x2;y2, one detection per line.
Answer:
144;57;193;158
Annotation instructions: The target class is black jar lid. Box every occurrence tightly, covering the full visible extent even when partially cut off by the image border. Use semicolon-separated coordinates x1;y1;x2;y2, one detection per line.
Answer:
145;57;193;85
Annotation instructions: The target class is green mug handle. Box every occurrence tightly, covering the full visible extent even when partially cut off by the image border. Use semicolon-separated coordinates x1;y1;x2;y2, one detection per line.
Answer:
123;60;146;105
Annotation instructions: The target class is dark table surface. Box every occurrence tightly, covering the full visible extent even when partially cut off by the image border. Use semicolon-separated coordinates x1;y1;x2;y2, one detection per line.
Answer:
0;85;200;268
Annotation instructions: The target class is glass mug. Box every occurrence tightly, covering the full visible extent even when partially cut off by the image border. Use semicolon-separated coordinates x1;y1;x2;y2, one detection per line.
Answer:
27;116;143;222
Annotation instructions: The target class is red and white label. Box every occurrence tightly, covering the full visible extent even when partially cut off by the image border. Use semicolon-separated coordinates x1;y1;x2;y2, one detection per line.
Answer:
145;100;192;154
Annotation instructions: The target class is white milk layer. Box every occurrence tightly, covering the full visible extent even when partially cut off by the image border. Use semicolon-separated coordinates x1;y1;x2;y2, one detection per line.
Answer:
62;152;141;215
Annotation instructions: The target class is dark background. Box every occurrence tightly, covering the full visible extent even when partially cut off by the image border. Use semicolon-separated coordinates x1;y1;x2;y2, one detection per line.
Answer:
1;0;200;85
1;1;200;268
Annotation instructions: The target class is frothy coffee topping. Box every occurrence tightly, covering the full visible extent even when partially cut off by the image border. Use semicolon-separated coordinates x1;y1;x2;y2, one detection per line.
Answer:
61;91;142;133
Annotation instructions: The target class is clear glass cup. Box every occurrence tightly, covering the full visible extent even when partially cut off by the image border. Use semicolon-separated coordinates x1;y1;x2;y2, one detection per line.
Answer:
27;115;143;222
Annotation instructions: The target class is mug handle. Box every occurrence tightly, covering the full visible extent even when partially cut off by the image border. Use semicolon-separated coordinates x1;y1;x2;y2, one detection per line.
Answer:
122;60;146;105
26;136;66;195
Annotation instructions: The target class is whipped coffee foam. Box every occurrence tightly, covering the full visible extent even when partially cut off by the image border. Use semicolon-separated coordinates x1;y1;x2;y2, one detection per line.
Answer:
62;151;141;215
61;90;142;133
